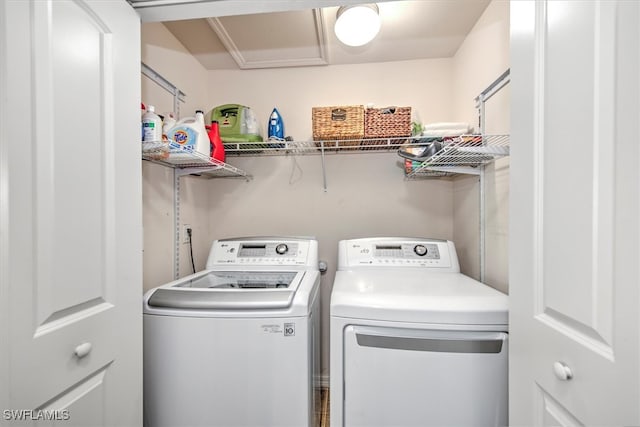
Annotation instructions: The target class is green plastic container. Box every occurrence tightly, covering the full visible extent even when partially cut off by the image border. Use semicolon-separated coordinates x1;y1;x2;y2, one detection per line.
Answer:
208;104;264;143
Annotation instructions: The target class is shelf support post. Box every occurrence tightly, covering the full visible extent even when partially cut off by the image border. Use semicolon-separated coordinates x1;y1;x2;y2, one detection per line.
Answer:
320;141;328;192
173;169;181;280
475;68;510;284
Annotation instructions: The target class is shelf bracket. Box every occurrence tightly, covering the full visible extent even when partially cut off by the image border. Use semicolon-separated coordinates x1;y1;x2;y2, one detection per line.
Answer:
141;62;187;116
319;141;328;192
424;166;481;176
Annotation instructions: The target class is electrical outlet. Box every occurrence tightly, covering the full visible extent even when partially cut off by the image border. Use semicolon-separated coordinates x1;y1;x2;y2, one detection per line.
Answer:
182;224;191;244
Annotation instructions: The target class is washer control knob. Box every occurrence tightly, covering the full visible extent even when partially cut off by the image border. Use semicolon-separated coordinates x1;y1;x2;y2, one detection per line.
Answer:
275;244;289;255
414;245;428;256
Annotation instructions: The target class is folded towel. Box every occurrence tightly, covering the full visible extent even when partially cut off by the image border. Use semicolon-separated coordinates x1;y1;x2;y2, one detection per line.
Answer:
421;128;469;137
423;122;472;132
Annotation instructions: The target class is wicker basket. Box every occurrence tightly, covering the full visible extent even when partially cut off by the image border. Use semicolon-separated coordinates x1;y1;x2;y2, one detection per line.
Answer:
364;106;412;138
312;105;364;147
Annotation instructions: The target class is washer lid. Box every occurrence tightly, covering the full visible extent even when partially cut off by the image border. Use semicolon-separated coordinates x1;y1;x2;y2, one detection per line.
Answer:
147;271;302;310
177;271;297;289
330;270;508;326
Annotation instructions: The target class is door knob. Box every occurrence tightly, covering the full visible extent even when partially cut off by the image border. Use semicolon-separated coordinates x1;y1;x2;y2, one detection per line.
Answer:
553;361;573;380
74;342;92;359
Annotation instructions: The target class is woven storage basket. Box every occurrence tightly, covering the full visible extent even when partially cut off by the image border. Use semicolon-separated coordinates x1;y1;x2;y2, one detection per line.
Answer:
363;106;412;144
312;105;364;147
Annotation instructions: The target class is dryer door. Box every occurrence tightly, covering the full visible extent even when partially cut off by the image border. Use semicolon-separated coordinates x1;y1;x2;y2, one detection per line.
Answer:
343;325;508;427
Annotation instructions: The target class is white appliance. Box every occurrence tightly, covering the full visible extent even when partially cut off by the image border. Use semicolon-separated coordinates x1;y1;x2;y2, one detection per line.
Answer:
143;237;321;427
330;237;508;427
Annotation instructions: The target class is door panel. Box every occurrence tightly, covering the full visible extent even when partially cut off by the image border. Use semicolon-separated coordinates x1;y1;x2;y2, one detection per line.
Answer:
510;1;640;425
536;387;584;427
1;0;142;424
37;366;109;426
33;0;116;335
538;0;614;353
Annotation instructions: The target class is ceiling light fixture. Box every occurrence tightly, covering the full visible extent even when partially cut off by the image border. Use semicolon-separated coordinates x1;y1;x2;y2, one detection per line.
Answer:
334;3;381;47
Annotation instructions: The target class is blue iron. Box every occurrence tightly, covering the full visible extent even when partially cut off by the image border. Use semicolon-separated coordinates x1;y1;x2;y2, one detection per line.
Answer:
267;107;285;147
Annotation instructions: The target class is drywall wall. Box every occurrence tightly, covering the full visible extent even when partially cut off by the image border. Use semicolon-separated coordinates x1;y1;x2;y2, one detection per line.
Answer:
205;57;453;141
451;0;510;292
202;57;457;381
139;0;511;380
141;22;215;290
140;23;458;293
205;153;454;384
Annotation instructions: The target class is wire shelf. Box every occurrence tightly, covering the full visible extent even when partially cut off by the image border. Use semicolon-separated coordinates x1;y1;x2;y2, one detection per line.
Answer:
222;137;419;156
222;134;509;177
141;141;250;179
405;134;510;178
142;135;508;179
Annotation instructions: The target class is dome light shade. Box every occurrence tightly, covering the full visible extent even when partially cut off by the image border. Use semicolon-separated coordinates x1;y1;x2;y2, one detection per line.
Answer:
334;4;381;47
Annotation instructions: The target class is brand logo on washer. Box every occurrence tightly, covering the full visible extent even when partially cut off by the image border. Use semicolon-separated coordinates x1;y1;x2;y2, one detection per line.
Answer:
284;323;295;337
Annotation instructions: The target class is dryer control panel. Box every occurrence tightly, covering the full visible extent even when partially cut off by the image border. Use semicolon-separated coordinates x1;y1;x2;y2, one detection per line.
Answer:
338;238;460;271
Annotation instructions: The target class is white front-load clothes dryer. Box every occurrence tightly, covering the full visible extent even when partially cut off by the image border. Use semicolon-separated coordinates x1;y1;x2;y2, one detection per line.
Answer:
143;237;321;427
330;238;508;427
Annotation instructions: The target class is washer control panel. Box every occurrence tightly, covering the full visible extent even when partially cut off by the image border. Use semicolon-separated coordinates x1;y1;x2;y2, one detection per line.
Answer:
208;239;313;267
341;238;455;268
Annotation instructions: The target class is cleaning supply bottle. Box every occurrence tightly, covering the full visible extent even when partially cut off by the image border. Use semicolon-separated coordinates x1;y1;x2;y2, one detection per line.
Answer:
207;120;226;162
142;105;162;143
162;112;176;138
267;107;285;148
195;110;206;128
141;103;146;141
167;110;210;158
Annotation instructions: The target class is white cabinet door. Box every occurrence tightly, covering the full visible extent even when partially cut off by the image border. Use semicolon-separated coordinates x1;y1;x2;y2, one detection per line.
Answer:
0;1;142;425
510;1;639;425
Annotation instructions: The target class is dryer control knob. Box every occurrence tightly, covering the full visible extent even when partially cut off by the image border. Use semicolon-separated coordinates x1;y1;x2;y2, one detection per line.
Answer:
414;245;428;256
275;244;289;255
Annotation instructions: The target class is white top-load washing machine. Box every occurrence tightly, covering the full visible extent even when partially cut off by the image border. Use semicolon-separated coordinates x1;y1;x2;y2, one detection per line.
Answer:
144;237;320;427
330;238;508;427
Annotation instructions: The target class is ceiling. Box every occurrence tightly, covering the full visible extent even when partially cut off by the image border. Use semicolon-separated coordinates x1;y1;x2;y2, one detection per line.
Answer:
160;1;491;71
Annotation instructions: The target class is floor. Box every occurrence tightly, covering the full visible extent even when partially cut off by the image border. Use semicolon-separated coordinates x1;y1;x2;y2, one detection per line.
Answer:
316;388;329;427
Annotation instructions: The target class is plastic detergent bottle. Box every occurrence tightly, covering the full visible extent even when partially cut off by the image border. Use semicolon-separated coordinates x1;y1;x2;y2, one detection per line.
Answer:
167;110;210;158
142;105;162;143
162;112;176;139
141;103;146;140
207;120;226;162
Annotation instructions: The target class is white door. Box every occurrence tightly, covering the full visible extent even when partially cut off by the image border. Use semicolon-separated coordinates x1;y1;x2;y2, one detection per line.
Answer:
510;1;639;425
0;1;142;425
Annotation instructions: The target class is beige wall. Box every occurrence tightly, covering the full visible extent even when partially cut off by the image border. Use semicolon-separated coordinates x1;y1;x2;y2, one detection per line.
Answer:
141;22;215;289
206;58;453;141
140;0;511;379
200;58;457;381
140;20;458;292
451;0;510;293
205;153;454;383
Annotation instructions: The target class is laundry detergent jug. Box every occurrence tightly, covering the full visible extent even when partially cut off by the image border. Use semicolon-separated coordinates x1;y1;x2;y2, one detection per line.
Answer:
167;110;211;159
